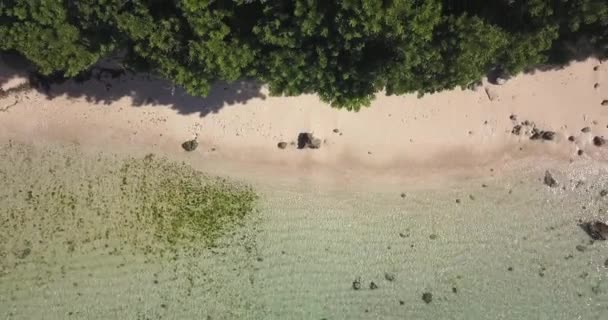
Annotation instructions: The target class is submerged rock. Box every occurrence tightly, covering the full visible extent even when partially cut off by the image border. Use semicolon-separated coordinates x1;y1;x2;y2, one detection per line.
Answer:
181;139;198;152
352;277;362;290
579;221;608;240
385;273;396;282
600;190;608;197
544;171;558;188
369;282;378;290
422;292;433;304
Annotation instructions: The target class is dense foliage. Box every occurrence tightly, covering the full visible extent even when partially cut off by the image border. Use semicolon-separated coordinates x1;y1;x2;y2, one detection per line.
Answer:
1;0;607;110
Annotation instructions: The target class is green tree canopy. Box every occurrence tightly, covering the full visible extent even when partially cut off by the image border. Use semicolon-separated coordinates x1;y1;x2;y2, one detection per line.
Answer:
1;0;606;110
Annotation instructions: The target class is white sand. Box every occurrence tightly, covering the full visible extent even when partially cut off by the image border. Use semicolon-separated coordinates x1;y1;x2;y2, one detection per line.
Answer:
1;57;607;187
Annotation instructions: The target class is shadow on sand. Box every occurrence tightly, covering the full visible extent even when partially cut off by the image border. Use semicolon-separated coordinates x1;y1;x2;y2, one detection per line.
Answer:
0;53;266;117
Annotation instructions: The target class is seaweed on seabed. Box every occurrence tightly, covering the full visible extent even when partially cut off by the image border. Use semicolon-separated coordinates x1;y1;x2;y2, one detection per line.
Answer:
120;156;258;251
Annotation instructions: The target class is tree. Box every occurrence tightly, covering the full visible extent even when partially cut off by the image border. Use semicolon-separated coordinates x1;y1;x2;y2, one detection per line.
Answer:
1;0;606;110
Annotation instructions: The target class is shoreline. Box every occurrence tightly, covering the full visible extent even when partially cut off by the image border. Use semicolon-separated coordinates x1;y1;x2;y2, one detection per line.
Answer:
1;57;607;189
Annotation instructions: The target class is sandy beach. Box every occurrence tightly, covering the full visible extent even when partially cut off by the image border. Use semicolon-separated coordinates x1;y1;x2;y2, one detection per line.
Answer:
1;56;607;186
2;56;608;319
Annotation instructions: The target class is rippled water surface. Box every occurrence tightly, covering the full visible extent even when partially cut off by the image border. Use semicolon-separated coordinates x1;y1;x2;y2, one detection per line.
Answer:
1;143;607;319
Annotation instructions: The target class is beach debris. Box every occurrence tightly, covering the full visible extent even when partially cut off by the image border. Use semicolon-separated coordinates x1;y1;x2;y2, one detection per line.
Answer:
369;282;378;290
297;132;322;149
277;142;288;149
600;190;607;197
422;292;433;304
602;100;608;106
544;171;558;187
593;136;605;146
385;273;396;282
580;221;608;240
575;245;587;252
484;87;498;101
352;277;362;290
181;139;198;152
581;127;591;133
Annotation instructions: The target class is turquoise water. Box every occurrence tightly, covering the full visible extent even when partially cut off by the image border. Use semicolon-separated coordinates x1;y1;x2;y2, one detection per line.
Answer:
1;143;607;319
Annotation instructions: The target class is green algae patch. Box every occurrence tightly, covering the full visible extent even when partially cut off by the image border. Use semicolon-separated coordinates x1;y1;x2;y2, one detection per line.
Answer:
0;143;258;261
118;154;258;247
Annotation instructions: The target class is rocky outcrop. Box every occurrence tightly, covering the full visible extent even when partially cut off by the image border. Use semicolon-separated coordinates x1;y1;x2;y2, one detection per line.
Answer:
580;221;608;240
544;171;558;187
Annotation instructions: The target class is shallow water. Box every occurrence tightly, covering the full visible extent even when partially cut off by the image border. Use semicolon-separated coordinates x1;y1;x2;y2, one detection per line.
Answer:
1;143;607;319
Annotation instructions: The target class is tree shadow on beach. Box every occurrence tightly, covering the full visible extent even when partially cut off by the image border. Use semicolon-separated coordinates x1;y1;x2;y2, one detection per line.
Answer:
1;53;266;117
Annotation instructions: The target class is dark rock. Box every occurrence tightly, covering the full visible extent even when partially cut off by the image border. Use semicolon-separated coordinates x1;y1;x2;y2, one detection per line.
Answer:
511;125;522;135
594;83;599;89
602;100;608;106
399;300;405;305
581;127;591;133
522;120;532;126
422;292;433;304
455;198;461;204
452;287;458;294
400;193;406;198
385;273;396;282
369;281;378;290
530;129;542;140
600;190;608;197
541;131;555;141
578;150;584;156
15;248;31;259
568;136;575;142
429;234;438;240
277;142;288;149
181;139;198;151
604;258;608;268
507;266;513;271
333;128;340;133
593;136;605;146
544;171;558;187
579;221;608;240
576;245;587;252
509;114;517;121
297;132;322;149
352;277;362;290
